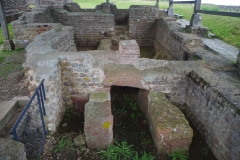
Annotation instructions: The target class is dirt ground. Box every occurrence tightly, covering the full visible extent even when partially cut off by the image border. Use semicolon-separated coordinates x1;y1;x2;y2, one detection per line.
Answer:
0;48;29;102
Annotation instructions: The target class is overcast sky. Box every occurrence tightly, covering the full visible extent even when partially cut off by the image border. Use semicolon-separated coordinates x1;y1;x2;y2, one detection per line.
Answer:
200;0;239;5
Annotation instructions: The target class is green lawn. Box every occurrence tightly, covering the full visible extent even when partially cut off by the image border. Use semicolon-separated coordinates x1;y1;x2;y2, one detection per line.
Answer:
0;24;13;45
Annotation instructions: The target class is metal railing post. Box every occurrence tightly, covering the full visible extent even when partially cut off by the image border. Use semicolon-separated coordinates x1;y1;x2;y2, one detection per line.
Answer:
10;79;47;159
37;91;47;136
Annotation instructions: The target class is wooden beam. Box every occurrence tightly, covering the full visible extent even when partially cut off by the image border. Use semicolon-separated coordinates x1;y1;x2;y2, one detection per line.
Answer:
172;1;195;4
194;0;201;13
197;10;240;17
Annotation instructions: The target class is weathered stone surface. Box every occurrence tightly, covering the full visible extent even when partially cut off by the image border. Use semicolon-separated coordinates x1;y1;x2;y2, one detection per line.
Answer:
0;138;26;160
119;40;140;64
129;6;159;46
147;91;193;155
84;92;113;149
73;134;85;147
0;101;18;131
103;63;149;90
137;89;149;117
97;39;112;50
190;13;202;27
2;40;15;50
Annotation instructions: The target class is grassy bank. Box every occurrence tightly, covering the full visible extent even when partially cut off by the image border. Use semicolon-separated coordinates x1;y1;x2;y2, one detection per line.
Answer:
0;24;13;45
73;0;240;48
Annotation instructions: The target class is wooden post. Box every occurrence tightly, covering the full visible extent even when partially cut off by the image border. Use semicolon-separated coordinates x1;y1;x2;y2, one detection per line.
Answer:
0;0;10;40
155;0;159;7
194;0;201;13
190;0;202;26
169;0;173;8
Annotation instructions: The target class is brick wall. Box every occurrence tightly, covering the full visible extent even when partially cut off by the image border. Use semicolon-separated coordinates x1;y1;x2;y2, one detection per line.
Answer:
110;4;128;24
182;71;240;160
55;10;114;47
60;58;105;106
22;5;56;23
64;3;81;12
154;17;203;60
129;6;159;47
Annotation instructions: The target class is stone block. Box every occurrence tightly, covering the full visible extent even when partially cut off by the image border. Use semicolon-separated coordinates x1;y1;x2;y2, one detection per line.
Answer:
97;39;112;50
103;64;150;90
2;40;15;50
0;138;26;160
84;92;113;149
137;89;149;117
147;91;193;155
0;101;18;131
119;40;140;64
119;40;140;55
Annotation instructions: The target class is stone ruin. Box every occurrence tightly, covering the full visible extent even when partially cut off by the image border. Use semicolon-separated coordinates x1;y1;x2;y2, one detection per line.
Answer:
9;2;240;159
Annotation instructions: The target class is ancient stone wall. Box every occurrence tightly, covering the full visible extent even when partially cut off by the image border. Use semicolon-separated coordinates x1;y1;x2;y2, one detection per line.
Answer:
3;0;28;11
24;25;77;131
60;55;105;106
182;71;240;160
18;5;56;23
55;10;114;47
27;0;72;5
154;17;203;60
64;3;81;12
129;6;159;46
11;23;59;47
110;5;129;24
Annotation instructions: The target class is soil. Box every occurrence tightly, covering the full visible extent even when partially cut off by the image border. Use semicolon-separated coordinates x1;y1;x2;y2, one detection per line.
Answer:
140;47;155;58
41;86;217;160
0;49;29;102
77;46;98;51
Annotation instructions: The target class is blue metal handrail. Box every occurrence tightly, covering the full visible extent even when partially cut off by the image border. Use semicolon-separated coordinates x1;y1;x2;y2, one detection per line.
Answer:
10;79;47;159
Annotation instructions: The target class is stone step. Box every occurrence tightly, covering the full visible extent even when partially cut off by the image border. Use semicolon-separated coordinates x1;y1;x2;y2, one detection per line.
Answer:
0;101;18;132
0;96;29;132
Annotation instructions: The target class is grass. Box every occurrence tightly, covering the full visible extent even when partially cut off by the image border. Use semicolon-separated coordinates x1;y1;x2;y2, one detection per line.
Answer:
97;141;154;160
0;48;24;78
0;24;13;45
51;136;75;154
168;148;189;160
72;0;240;48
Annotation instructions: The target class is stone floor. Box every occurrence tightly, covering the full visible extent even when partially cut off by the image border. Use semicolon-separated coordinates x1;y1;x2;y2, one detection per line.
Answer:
177;19;239;61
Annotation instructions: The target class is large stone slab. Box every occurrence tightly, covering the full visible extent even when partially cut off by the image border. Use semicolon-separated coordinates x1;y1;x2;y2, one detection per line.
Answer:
119;40;140;64
147;91;193;155
0;138;26;160
84;92;113;149
0;101;18;131
103;64;150;90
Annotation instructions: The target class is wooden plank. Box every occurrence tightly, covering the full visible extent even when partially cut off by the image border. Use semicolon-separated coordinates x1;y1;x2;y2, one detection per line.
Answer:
173;1;195;4
197;10;240;17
